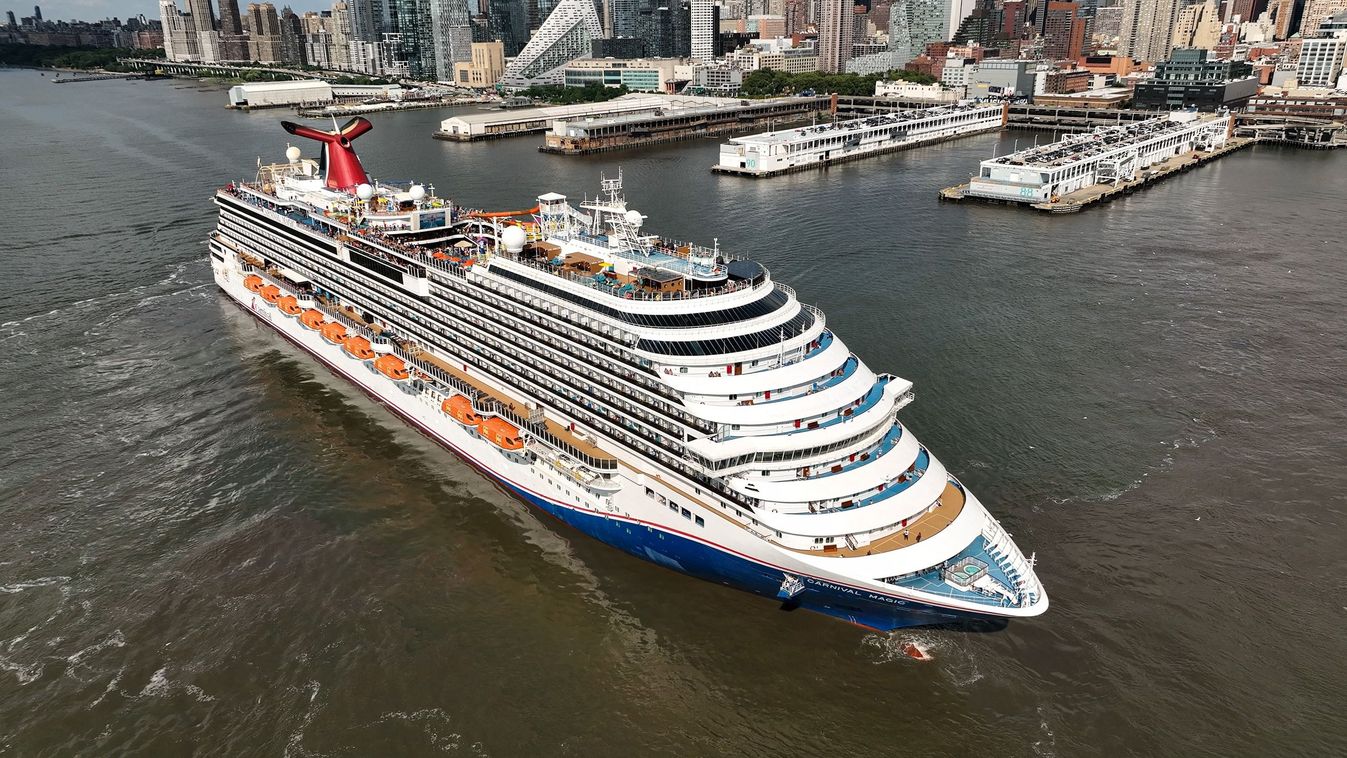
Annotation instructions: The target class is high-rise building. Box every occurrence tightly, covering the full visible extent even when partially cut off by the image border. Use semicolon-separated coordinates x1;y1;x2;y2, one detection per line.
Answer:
945;0;976;39
490;0;531;55
690;0;717;60
329;1;353;68
609;0;642;36
1117;0;1182;62
1171;0;1218;49
8;10;19;26
817;0;854;71
1228;0;1269;23
1297;11;1347;85
452;39;506;85
636;0;691;57
1042;0;1085;59
499;0;604;86
430;0;473;81
1301;0;1347;36
160;0;201;60
951;0;998;45
889;0;947;69
1270;0;1302;38
247;2;285;61
217;0;251;60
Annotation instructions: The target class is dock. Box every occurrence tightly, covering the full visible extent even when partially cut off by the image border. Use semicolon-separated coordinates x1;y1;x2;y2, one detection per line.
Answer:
710;103;1007;178
939;112;1246;213
434;93;748;142
538;96;831;155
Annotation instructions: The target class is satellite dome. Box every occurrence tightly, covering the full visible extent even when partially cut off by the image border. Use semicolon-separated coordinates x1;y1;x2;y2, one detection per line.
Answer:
285;145;301;162
355;183;374;200
409;184;426;202
624;209;644;226
500;225;527;253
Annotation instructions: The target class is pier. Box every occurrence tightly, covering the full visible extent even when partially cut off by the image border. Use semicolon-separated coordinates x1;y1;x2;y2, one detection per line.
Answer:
939;112;1245;213
711;102;1008;178
434;94;741;142
537;96;830;155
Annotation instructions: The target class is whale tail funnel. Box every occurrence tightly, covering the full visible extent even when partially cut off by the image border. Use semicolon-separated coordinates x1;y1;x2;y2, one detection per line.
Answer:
280;117;373;191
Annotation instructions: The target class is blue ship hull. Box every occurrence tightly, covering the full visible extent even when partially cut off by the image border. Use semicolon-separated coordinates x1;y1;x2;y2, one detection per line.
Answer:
226;289;1001;633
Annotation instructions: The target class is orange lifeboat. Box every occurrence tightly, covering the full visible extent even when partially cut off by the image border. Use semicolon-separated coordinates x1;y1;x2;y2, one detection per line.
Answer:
441;395;479;425
320;322;347;345
299;309;325;330
343;335;375;360
259;284;281;304
373;354;410;380
276;295;302;315
479;416;524;451
244;274;265;292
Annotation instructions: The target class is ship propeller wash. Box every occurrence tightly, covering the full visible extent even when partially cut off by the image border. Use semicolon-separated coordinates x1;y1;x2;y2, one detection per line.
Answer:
209;116;1048;631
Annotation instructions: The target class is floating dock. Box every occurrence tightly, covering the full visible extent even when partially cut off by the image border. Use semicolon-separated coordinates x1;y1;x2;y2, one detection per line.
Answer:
940;112;1243;213
710;103;1008;178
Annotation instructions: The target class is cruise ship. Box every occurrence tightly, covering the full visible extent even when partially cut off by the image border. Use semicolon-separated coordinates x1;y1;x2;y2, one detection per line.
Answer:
209;117;1048;631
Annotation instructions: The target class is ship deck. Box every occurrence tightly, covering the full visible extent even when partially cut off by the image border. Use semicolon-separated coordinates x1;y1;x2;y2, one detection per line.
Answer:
794;481;967;558
411;347;616;465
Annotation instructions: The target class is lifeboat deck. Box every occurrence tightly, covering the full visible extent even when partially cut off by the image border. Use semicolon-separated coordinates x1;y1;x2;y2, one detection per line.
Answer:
410;347;617;468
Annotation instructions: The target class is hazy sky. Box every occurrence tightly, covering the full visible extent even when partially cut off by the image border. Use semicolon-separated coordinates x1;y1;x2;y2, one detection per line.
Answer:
19;0;335;22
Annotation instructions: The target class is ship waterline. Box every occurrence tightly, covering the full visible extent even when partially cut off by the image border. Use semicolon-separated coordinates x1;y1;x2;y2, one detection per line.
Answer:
210;116;1047;630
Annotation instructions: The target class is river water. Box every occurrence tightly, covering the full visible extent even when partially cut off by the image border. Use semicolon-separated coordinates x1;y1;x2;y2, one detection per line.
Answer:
2;70;1344;756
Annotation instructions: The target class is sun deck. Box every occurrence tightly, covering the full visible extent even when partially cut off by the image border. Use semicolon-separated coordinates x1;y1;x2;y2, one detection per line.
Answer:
795;480;966;558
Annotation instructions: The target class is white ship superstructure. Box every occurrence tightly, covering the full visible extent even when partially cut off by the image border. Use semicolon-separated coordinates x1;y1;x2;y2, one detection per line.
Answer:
209;117;1048;631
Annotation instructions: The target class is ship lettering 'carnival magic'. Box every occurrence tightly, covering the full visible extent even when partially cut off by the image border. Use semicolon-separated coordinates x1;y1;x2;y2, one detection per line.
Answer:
209;117;1048;631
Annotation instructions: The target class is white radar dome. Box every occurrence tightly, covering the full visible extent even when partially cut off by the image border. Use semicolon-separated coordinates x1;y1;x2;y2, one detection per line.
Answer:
285;145;301;162
409;184;426;202
500;225;527;253
355;183;374;200
624;210;644;227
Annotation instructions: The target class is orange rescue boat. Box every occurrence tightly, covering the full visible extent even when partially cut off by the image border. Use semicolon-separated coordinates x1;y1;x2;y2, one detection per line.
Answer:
320;322;347;345
479;416;524;451
441;394;479;425
259;284;281;304
276;295;302;315
343;335;375;360
373;354;410;380
244;274;265;293
299;309;325;330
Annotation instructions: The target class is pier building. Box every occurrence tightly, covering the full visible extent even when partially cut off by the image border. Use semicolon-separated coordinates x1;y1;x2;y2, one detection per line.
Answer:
712;103;1007;178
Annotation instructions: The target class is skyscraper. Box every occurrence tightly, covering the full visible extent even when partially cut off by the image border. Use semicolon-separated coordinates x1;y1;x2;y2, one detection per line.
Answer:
1171;0;1218;49
247;2;285;61
430;0;473;80
690;0;717;60
500;0;603;85
218;0;251;60
889;0;946;69
817;0;854;72
1041;0;1084;59
1118;0;1182;62
489;0;531;55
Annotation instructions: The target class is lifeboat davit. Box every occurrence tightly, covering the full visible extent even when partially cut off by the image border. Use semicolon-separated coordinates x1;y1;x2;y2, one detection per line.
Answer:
259;284;281;304
320;322;347;345
441;395;479;425
343;335;375;360
479;416;525;451
373;354;410;380
299;309;325;330
276;295;302;315
243;274;265;293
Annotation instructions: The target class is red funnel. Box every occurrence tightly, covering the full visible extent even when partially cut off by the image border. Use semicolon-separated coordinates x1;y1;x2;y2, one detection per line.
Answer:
280;117;373;191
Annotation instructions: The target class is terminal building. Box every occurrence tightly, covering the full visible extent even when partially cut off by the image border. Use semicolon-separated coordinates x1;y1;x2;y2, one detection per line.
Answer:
1132;49;1259;111
713;103;1008;177
966;112;1233;204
